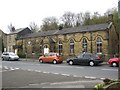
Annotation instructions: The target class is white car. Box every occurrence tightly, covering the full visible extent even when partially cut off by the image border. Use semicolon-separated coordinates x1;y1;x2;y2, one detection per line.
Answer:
1;52;19;61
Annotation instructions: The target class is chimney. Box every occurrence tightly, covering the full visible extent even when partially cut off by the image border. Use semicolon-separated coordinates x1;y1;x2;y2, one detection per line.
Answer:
12;27;15;32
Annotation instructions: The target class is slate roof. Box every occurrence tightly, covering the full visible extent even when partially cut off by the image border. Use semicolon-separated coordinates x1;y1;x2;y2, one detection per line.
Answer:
8;27;29;35
20;23;112;39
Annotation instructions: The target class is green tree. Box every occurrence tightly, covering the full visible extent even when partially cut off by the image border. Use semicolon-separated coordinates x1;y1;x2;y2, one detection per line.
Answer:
40;17;59;31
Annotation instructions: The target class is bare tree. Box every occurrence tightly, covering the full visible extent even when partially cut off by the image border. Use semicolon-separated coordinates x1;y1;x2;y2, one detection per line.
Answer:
8;23;15;32
29;22;39;32
61;11;76;28
75;12;84;27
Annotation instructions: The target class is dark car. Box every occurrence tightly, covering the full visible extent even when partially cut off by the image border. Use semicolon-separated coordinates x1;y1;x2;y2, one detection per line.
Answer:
67;53;103;66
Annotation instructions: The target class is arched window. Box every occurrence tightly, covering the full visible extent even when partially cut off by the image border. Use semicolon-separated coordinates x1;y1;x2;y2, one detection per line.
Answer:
82;38;87;52
70;39;74;54
58;40;63;54
40;45;42;54
96;37;102;53
44;45;48;48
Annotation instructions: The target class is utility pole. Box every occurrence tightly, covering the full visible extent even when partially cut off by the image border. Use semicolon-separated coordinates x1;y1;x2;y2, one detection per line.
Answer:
118;0;120;80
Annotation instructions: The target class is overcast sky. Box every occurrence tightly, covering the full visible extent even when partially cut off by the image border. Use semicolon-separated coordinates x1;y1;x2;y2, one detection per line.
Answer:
0;0;118;33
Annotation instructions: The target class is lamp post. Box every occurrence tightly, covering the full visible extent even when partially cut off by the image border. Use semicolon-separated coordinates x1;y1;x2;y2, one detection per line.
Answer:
118;0;120;80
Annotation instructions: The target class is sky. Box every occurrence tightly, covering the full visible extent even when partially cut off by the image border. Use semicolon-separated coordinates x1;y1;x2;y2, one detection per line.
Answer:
0;0;118;33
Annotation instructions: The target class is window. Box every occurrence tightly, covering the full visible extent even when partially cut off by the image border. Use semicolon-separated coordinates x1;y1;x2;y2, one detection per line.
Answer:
83;54;91;59
58;40;63;54
44;45;48;48
82;38;87;52
40;45;42;54
70;39;74;54
96;37;102;53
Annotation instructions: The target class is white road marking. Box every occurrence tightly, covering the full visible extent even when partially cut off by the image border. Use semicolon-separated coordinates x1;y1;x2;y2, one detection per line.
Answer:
15;68;19;70
34;70;42;73
43;72;50;74
10;67;15;71
53;73;59;75
27;69;33;71
4;66;9;69
85;76;96;79
75;67;84;69
51;65;84;69
51;65;71;68
100;78;105;80
101;69;118;71
61;74;70;76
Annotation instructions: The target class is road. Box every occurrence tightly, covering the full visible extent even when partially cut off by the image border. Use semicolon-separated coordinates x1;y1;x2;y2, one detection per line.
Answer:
1;58;118;88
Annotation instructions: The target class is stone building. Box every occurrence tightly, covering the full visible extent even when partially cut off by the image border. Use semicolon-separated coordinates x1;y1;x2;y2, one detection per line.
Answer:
0;29;7;52
17;22;118;61
7;27;32;53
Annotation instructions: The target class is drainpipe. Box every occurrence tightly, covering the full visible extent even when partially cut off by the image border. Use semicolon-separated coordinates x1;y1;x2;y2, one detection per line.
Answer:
90;32;93;53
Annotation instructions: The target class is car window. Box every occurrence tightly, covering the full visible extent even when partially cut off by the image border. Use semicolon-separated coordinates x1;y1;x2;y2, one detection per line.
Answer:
83;54;91;59
9;53;16;56
49;53;55;56
3;53;8;55
77;54;83;58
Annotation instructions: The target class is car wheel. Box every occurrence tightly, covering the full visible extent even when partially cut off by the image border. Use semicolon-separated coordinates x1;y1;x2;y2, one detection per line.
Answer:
112;62;118;67
69;60;73;65
89;61;94;66
8;57;11;61
53;60;57;64
39;59;43;63
2;57;4;61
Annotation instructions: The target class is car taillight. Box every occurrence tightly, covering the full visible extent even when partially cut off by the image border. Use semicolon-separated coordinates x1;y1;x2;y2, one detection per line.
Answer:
98;56;101;60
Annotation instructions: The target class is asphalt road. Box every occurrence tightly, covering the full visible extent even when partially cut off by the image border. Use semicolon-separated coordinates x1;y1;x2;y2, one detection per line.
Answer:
1;58;119;88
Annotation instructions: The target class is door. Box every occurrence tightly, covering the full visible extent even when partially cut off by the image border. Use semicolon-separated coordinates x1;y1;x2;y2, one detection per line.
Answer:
82;54;91;65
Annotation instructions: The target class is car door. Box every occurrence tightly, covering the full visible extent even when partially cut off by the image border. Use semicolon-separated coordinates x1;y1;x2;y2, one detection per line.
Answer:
81;54;91;65
77;54;84;64
4;53;9;60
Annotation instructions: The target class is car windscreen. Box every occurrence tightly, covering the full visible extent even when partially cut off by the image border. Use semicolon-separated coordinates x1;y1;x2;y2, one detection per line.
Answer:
9;53;16;56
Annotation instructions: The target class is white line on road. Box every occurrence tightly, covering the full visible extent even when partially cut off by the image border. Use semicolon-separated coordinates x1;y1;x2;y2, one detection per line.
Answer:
4;66;9;69
101;69;118;71
43;72;50;74
61;74;70;76
51;65;84;69
85;76;97;79
10;67;15;71
53;73;59;75
34;70;41;72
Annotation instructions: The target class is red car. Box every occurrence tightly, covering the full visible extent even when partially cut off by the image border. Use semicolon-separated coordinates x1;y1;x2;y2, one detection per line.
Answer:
39;52;63;64
108;58;120;67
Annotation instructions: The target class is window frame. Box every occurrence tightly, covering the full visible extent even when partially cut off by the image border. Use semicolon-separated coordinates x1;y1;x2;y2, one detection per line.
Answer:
70;39;74;54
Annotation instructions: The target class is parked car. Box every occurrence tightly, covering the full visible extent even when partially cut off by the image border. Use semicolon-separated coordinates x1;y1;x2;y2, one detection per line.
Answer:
108;58;120;67
39;52;63;64
1;52;19;61
67;52;103;66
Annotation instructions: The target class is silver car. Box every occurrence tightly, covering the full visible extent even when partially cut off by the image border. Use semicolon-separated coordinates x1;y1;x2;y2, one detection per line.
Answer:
1;52;19;61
